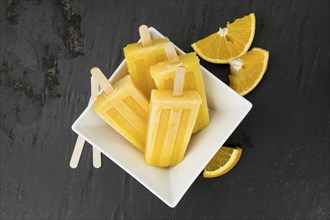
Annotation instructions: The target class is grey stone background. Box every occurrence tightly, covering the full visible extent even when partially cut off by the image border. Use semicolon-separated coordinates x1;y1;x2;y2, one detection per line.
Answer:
1;0;329;219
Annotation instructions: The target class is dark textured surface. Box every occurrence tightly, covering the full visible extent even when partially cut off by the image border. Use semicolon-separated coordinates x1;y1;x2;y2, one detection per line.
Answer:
1;0;329;219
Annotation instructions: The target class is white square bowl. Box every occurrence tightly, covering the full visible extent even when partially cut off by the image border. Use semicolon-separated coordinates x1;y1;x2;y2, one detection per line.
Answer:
72;27;252;208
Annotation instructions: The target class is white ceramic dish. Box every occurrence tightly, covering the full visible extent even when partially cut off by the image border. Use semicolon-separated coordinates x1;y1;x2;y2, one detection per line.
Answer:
72;27;252;208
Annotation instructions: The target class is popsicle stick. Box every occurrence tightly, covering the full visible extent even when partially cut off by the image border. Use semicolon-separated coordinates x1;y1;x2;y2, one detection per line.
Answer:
70;76;102;169
139;25;152;47
90;76;102;168
164;42;180;64
90;76;100;100
70;135;85;168
173;66;186;97
90;67;114;95
92;147;102;168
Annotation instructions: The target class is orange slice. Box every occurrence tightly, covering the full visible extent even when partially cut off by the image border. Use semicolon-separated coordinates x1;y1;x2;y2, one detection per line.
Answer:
203;146;242;178
229;47;269;96
192;13;256;64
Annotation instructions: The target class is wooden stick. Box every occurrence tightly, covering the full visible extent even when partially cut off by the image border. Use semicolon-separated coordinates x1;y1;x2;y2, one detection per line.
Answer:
90;77;102;168
164;42;180;64
70;76;102;169
90;76;100;100
139;25;152;47
92;147;102;168
70;135;85;168
173;66;186;97
90;67;114;95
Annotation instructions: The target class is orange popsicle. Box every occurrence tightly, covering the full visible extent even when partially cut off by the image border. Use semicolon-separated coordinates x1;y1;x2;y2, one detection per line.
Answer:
124;25;169;99
92;67;149;152
145;67;202;167
150;42;209;133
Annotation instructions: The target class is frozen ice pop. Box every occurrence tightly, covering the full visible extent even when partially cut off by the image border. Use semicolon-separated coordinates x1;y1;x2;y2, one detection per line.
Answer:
150;42;209;133
124;25;170;99
145;67;202;167
92;67;149;152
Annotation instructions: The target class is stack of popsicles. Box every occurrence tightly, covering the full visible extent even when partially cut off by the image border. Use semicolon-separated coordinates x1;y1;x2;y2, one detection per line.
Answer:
92;25;209;167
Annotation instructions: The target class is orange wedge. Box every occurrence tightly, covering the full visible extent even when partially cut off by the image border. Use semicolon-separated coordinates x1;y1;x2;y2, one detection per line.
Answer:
192;13;256;64
203;146;242;178
229;47;269;96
